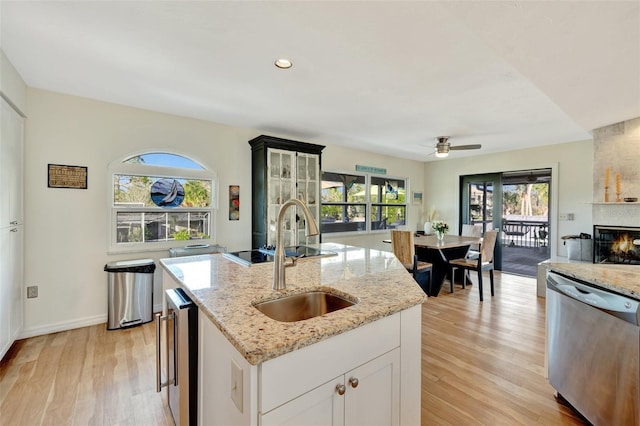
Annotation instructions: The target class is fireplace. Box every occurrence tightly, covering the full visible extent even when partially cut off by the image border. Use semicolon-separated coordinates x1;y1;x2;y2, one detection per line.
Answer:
593;225;640;264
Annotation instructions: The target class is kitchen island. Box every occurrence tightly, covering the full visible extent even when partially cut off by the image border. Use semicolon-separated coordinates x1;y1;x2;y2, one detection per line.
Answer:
160;243;427;426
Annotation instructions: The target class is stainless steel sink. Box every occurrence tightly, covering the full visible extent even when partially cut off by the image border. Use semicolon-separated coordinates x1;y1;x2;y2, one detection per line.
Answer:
253;291;357;322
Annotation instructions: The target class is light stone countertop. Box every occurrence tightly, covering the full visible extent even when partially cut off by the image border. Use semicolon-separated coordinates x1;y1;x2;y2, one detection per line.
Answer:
159;243;428;365
542;262;640;300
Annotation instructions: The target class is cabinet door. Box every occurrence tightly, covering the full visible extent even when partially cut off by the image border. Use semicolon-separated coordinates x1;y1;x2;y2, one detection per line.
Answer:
295;153;320;246
261;377;345;426
266;149;296;247
0;98;24;227
344;349;400;426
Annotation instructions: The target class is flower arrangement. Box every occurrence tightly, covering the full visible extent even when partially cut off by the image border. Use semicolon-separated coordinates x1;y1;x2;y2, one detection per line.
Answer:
432;220;449;234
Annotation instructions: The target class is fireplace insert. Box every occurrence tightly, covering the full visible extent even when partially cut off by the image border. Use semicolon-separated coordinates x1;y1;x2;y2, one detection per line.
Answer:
593;225;640;264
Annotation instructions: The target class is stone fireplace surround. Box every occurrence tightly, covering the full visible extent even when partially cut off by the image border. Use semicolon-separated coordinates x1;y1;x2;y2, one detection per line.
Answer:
537;117;639;297
592;117;640;227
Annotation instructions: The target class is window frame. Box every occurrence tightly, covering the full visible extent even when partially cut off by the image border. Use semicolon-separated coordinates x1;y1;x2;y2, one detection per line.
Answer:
108;151;218;253
320;170;408;236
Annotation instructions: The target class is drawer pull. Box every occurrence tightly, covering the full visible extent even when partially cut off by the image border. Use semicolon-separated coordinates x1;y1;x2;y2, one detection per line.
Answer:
349;377;359;388
335;384;346;396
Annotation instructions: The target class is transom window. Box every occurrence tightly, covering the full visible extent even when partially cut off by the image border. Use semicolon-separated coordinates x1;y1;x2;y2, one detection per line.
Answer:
109;152;216;251
321;171;407;234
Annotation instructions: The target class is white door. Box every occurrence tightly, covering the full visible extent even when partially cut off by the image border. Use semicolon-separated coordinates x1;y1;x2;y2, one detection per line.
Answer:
9;224;23;342
344;349;400;426
0;225;22;359
0;98;24;227
260;377;345;426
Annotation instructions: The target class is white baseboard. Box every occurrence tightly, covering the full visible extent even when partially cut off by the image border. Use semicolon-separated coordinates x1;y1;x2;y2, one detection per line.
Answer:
19;314;108;339
18;306;164;339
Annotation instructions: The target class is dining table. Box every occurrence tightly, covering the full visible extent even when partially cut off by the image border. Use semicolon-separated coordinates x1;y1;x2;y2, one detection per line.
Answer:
413;234;481;296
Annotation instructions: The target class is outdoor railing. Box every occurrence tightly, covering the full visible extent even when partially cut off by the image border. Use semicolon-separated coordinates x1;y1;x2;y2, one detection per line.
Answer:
501;219;549;248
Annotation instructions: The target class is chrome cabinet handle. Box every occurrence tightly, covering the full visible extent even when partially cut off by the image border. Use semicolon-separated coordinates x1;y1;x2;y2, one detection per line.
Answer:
155;312;173;392
336;384;346;395
155;313;163;392
9;221;18;225
349;377;359;388
10;228;18;232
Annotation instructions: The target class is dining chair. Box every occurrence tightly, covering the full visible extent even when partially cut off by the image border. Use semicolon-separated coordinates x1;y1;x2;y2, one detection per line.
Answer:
448;229;499;301
461;223;482;259
390;230;433;296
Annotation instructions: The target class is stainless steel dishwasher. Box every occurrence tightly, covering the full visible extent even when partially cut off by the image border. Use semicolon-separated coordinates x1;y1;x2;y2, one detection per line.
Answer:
546;271;639;425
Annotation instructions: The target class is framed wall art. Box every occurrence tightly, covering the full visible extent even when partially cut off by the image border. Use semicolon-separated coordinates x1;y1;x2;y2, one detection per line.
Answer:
48;164;88;189
229;185;240;220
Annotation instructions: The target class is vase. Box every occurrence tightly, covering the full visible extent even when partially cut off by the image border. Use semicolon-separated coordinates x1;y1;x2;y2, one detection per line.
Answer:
423;221;432;235
436;230;445;241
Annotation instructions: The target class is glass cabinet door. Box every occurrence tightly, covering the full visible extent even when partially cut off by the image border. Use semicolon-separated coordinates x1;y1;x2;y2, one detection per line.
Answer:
267;149;296;246
266;149;320;247
296;153;319;245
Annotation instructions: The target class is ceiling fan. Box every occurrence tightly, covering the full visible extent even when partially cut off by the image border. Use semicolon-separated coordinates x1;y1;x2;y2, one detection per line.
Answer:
434;136;481;158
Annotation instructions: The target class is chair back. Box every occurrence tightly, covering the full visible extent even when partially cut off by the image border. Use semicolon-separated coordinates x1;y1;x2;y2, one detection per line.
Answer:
461;224;482;238
390;230;415;265
480;230;499;263
462;224;483;250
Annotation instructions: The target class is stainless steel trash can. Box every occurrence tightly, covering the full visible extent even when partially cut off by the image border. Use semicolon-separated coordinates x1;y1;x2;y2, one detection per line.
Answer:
104;259;155;330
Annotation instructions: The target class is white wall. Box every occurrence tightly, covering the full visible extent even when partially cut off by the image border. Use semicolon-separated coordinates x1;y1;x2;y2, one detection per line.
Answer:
21;88;427;336
23;88;258;336
422;140;594;258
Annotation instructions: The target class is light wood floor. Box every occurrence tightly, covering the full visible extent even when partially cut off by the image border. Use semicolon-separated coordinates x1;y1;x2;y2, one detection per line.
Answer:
1;272;586;426
0;321;173;425
422;272;585;425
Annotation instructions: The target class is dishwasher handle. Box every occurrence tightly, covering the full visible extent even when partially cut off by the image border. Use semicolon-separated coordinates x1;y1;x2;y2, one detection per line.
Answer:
547;271;640;325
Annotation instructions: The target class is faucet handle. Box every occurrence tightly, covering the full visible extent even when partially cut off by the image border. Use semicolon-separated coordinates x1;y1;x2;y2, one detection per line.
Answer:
286;254;305;268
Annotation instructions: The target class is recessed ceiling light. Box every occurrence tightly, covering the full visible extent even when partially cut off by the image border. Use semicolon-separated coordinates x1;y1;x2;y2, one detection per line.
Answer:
274;58;293;69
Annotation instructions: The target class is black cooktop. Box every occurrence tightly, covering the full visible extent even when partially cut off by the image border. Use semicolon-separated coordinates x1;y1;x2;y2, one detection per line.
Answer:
223;245;332;266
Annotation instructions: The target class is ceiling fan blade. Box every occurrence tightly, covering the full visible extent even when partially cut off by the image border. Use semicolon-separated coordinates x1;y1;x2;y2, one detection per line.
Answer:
449;144;482;151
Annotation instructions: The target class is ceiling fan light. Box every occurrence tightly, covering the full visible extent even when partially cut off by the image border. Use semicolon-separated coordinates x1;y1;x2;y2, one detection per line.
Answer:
435;141;449;158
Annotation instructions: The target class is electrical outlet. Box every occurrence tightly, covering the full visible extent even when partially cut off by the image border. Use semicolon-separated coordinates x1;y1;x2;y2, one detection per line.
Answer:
27;286;38;298
230;359;243;412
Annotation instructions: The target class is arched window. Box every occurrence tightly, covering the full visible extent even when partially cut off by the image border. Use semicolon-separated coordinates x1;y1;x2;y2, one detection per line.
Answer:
109;151;216;251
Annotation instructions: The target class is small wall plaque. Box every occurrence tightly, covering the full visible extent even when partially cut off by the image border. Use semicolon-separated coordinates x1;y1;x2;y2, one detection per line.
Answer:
356;164;387;174
48;164;88;189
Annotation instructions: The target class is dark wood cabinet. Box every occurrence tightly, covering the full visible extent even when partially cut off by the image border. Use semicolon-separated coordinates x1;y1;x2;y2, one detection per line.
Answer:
249;135;325;249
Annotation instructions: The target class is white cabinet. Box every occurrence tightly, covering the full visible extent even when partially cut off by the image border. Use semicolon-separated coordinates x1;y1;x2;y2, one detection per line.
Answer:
249;135;325;249
0;97;24;360
344;349;400;426
260;375;344;426
261;349;400;426
194;301;421;426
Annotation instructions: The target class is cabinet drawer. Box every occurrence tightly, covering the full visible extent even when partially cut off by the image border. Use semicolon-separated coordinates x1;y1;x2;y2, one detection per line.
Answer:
260;312;400;413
